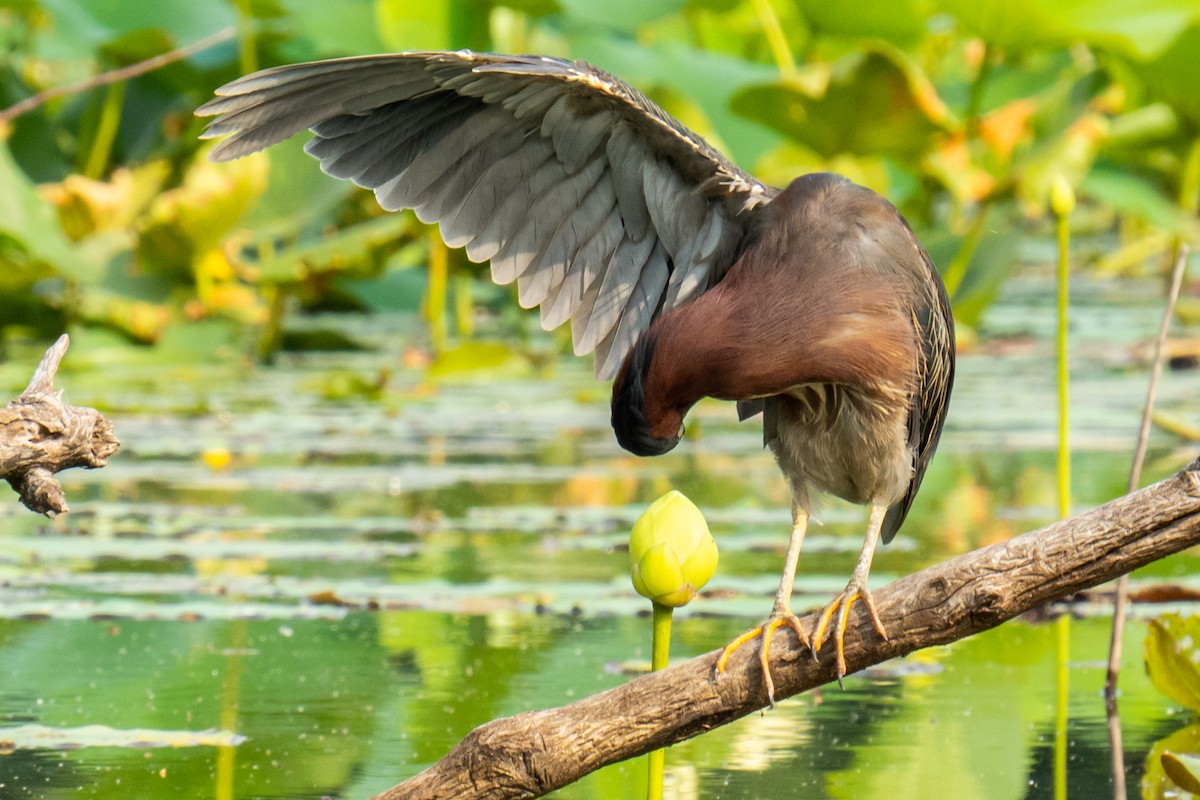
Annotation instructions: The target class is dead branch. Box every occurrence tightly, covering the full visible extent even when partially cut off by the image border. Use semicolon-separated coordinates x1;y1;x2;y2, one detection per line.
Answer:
379;456;1200;800
0;26;236;125
1;335;120;515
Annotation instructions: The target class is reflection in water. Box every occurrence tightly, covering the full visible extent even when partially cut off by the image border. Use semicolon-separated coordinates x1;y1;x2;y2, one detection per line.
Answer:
0;277;1196;798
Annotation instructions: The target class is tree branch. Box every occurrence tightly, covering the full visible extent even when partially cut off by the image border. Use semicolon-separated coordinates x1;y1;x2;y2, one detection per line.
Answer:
0;26;236;125
379;457;1200;799
1;335;120;515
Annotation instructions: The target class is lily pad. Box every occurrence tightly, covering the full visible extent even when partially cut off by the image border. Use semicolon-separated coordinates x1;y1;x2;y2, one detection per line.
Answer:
0;723;246;751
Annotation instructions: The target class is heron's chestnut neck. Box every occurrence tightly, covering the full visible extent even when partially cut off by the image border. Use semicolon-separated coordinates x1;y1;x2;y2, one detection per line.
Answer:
610;334;688;456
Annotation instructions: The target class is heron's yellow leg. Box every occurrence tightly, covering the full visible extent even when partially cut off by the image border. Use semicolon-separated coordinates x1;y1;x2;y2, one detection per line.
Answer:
715;505;811;706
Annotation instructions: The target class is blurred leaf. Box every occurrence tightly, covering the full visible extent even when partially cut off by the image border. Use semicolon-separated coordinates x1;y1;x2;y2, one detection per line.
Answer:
572;36;784;167
1014;113;1107;217
733;49;949;161
926;225;1020;327
1146;614;1200;714
99;26;174;65
428;340;525;378
340;256;429;312
39;161;170;239
794;0;929;44
1123;24;1200;130
498;0;560;15
558;0;686;33
377;0;452;51
936;0;1198;59
36;0;235;53
1145;725;1200;800
255;215;411;283
138;150;269;276
275;0;388;58
76;289;171;342
242;136;353;233
1164;751;1200;795
924;134;997;203
0;137;74;270
307;368;385;401
1081;165;1198;235
1104;102;1181;148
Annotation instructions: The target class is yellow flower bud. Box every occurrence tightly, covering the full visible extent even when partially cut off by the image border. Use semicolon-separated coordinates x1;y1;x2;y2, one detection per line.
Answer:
629;491;718;607
1049;174;1076;217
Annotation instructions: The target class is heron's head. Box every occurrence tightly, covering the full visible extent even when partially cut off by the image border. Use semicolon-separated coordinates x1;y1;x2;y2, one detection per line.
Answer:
611;334;684;457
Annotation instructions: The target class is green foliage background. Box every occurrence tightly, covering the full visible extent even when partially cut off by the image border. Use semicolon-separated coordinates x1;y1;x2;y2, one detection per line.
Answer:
1;0;1198;357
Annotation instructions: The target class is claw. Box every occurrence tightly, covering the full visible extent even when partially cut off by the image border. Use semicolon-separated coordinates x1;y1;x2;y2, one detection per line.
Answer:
812;585;888;680
715;611;811;707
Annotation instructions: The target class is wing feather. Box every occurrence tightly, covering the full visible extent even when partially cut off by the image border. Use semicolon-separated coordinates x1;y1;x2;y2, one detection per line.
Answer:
197;51;775;377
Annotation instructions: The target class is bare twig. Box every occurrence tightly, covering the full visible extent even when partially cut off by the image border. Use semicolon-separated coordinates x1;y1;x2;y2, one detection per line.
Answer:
379;459;1200;799
1105;242;1191;800
0;335;120;515
0;26;236;124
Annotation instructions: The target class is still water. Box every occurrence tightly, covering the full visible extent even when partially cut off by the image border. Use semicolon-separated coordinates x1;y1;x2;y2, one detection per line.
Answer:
0;274;1197;799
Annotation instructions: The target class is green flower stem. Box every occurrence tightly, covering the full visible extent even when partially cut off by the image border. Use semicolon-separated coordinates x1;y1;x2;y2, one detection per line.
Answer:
940;203;991;299
82;81;125;179
1054;612;1070;800
750;0;796;80
651;602;673;671
232;0;258;75
1051;179;1074;800
1054;198;1072;521
646;602;673;800
426;231;449;354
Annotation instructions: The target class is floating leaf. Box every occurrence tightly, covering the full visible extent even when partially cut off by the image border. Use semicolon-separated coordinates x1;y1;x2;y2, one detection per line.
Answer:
1145;614;1200;714
1144;724;1200;799
0;724;246;751
1163;751;1200;794
427;341;526;378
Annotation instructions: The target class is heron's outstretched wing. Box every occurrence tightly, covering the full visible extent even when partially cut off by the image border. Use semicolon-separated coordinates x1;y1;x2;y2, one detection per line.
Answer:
197;51;774;377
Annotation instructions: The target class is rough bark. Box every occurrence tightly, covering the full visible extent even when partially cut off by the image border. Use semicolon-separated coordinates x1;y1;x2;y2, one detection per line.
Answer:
380;457;1200;800
0;335;120;515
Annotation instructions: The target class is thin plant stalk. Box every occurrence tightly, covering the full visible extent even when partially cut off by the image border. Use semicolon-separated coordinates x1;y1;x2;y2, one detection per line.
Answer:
1055;207;1071;520
750;0;796;80
940;203;991;300
232;0;258;75
1052;182;1074;800
0;26;235;125
426;232;449;354
1104;241;1190;800
1055;612;1070;800
646;602;673;800
82;81;125;179
1105;136;1200;800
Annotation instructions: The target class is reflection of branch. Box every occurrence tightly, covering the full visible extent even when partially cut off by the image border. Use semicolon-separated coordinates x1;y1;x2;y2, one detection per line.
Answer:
378;458;1200;799
0;26;236;125
0;335;120;515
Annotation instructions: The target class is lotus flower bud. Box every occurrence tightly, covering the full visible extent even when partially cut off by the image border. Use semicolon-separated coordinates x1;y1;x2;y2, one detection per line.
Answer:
629;490;718;607
1050;174;1076;217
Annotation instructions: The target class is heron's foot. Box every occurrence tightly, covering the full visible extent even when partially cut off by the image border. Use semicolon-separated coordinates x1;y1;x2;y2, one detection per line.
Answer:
714;609;811;707
812;582;888;681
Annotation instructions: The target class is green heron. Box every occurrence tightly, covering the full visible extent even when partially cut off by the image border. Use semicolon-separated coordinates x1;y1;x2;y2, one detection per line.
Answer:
198;51;955;702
